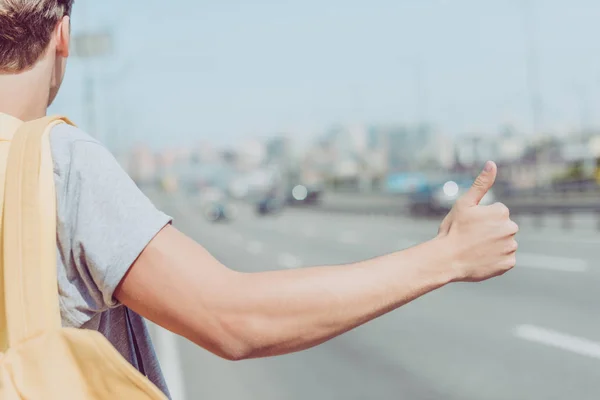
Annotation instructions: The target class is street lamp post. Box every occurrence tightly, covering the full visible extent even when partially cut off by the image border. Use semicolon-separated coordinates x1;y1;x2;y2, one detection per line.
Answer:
522;0;544;186
72;31;114;139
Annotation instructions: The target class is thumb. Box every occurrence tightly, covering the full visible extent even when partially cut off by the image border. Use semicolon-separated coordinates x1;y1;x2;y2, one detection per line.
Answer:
459;161;497;207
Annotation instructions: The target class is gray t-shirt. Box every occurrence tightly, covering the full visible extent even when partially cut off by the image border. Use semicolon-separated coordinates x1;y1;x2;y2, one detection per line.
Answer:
51;123;172;398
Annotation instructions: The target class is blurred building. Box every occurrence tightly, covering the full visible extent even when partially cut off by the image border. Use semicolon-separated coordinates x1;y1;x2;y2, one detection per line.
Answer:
315;124;377;190
370;124;435;172
191;141;220;164
454;134;498;168
494;130;600;188
306;123;440;191
234;138;266;171
128;144;157;185
265;135;293;167
414;132;455;170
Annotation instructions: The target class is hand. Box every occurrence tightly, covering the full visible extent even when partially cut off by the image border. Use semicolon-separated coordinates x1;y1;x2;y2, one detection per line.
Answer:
437;161;519;282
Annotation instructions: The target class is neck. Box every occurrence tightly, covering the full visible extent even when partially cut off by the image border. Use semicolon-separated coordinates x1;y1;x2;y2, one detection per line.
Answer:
0;60;52;121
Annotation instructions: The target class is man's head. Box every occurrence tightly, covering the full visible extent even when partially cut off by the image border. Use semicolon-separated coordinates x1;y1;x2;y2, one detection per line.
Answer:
0;0;73;109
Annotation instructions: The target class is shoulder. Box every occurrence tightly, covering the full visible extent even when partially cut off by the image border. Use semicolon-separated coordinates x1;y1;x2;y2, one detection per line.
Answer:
49;123;125;188
50;122;101;153
49;123;102;173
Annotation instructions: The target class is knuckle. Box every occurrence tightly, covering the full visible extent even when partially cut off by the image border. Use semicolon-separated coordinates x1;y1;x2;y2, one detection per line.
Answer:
494;202;510;218
507;220;519;234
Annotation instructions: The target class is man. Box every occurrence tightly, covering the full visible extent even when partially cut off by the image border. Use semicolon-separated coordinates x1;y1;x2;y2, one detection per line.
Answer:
0;1;518;398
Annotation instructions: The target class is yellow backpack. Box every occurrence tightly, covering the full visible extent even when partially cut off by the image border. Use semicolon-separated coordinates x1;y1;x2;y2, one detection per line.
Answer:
0;116;168;399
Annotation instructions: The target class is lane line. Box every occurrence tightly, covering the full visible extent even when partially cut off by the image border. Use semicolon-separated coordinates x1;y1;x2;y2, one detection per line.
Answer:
246;240;264;255
514;324;600;360
517;253;588;272
150;322;187;400
278;253;303;269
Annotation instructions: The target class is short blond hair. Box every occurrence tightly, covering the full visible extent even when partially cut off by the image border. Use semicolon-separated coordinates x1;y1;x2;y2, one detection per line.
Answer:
0;0;74;72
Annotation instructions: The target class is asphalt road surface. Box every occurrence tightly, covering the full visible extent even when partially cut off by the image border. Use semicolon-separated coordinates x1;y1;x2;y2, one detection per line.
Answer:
145;189;600;400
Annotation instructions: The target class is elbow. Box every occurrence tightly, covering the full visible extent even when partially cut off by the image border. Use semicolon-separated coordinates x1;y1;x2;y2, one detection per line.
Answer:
213;314;270;361
215;328;255;361
219;344;253;362
190;273;276;361
190;324;255;361
187;311;260;361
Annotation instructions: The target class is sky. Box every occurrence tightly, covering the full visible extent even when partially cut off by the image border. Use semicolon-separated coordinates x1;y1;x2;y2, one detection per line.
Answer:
49;0;600;151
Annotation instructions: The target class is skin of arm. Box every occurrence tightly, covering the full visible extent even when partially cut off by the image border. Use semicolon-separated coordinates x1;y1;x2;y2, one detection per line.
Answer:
116;226;456;361
116;162;518;361
0;12;516;365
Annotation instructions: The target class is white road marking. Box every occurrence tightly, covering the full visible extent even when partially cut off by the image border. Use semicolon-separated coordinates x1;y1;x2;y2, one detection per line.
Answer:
517;253;588;272
149;322;187;400
514;324;600;360
339;231;360;244
246;240;264;255
278;253;303;269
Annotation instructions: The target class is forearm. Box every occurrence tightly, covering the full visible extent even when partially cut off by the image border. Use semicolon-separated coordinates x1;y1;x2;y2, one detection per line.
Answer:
218;237;455;359
119;163;513;362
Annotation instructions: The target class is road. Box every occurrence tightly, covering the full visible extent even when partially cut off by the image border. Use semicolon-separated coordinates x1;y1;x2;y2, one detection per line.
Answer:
146;189;600;400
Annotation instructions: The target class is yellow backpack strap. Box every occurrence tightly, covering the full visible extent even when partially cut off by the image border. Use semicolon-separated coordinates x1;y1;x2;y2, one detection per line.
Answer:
1;115;73;350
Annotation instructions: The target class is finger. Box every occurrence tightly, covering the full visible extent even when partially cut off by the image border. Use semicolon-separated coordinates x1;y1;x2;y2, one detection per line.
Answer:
483;202;510;218
458;161;497;207
506;238;518;254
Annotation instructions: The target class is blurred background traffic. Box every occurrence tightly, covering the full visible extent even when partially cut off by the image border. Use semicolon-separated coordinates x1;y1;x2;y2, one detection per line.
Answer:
50;1;600;399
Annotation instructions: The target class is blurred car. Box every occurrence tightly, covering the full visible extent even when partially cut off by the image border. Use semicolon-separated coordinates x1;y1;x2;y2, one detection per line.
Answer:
286;183;322;206
256;196;285;215
408;176;496;216
198;187;238;222
203;202;236;222
255;182;322;216
385;172;428;194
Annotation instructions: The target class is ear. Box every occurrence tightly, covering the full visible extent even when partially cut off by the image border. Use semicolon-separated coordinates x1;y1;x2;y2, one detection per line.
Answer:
55;16;71;58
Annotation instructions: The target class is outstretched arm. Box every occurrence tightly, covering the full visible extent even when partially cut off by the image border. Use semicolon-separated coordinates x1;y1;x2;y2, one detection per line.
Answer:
115;162;518;361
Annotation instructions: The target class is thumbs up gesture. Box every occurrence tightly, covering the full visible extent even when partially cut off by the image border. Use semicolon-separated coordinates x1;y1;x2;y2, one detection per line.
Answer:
437;161;519;282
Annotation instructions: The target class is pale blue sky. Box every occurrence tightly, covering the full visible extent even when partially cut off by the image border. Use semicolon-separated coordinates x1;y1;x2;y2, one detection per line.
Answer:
49;0;600;150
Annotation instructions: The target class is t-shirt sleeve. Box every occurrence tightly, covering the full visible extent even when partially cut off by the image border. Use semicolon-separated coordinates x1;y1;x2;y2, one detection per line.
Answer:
54;133;172;324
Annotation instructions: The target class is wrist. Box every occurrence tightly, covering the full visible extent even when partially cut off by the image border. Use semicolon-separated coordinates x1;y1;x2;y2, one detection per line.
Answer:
419;236;461;285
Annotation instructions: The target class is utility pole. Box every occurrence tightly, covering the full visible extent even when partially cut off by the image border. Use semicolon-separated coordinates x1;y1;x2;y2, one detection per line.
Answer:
574;83;591;136
73;31;113;138
73;0;113;140
522;0;544;185
523;0;543;137
414;58;424;127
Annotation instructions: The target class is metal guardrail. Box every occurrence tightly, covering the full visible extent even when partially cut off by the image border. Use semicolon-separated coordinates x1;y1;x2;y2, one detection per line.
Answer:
315;188;600;231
